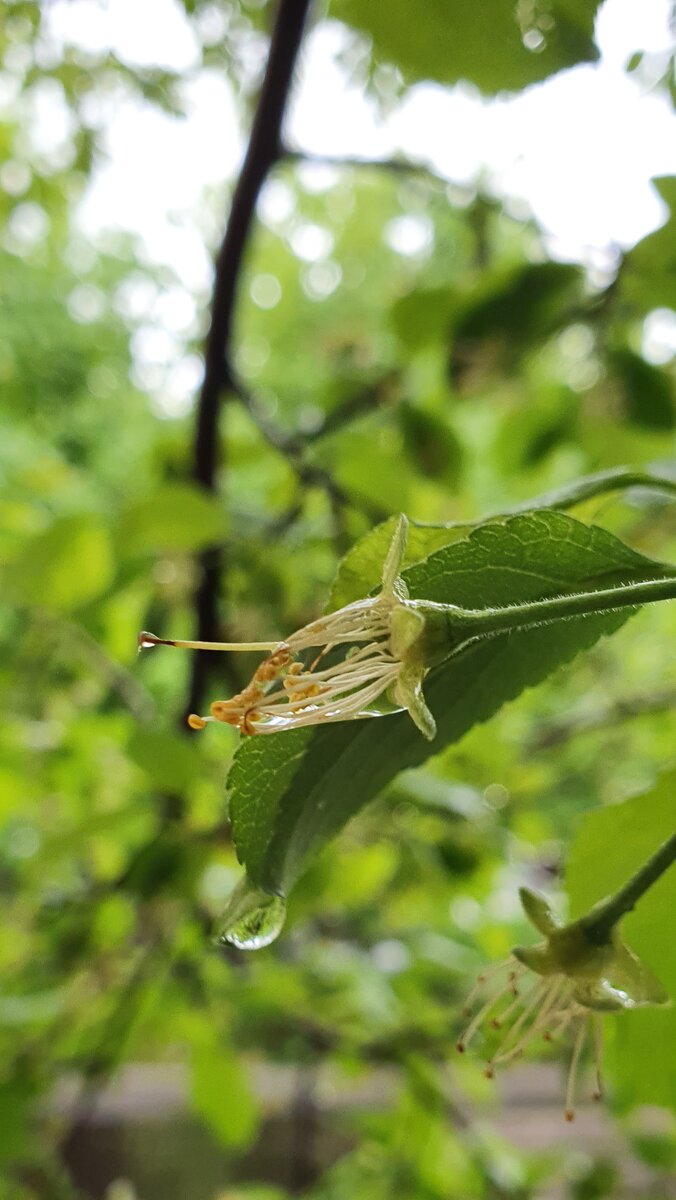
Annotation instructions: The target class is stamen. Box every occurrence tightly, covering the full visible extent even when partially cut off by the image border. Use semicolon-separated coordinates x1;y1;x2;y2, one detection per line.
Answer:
187;713;211;729
490;981;528;1029
565;1018;588;1122
544;998;579;1043
489;978;549;1066
457;981;515;1051
461;959;519;1015
592;1014;603;1101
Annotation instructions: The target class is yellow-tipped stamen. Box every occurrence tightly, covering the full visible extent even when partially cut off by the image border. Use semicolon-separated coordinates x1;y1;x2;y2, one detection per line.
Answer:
592;1014;603;1101
565;1018;587;1122
187;713;209;730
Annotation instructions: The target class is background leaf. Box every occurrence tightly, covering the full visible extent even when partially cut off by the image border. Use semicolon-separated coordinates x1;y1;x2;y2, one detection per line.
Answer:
331;0;600;94
4;515;114;611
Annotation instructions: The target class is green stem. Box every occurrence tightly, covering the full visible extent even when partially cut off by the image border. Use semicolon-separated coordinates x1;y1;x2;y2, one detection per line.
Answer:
444;574;676;643
580;832;676;945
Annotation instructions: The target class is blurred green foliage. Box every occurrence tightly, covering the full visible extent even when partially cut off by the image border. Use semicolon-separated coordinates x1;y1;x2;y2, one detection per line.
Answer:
1;1;676;1198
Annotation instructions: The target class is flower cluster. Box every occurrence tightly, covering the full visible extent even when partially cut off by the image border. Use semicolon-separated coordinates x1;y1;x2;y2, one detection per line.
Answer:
140;516;447;740
457;887;667;1120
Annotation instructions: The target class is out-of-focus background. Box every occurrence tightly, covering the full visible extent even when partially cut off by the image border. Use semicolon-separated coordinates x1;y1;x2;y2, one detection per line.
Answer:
1;0;676;1196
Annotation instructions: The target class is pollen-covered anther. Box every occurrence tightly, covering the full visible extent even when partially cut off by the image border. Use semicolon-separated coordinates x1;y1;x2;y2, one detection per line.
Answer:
187;714;208;730
241;709;262;736
210;699;246;725
254;646;292;683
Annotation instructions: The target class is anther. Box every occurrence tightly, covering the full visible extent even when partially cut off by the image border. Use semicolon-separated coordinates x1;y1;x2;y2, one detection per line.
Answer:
188;714;207;730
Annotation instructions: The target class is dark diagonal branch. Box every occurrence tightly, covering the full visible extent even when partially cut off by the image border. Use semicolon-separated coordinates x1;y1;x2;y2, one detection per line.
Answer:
185;0;313;722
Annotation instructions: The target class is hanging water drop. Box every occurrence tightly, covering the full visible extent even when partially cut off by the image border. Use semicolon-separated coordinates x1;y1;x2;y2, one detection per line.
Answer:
217;876;287;950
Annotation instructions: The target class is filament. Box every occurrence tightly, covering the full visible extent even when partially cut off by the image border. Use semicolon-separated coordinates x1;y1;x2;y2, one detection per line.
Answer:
592;1014;603;1101
565;1018;588;1122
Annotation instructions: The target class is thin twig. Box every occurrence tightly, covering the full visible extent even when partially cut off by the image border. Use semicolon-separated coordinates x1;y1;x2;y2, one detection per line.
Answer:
284;147;449;188
185;0;314;722
232;373;389;522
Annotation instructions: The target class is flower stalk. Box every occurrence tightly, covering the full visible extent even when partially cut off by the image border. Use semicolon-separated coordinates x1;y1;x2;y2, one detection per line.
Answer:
445;574;676;646
578;831;676;946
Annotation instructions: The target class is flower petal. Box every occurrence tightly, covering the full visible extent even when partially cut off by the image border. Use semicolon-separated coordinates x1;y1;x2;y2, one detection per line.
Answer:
380;513;409;598
393;663;436;740
519;887;560;935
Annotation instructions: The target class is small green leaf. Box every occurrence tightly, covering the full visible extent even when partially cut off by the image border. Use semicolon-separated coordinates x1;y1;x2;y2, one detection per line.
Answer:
127;727;201;792
118;484;227;554
450;262;583;388
399;402;463;484
610;347;675;431
4;515;114;611
229;510;669;896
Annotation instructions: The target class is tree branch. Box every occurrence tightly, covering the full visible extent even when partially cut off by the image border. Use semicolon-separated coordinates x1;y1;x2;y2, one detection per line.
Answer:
231;372;390;522
185;0;314;722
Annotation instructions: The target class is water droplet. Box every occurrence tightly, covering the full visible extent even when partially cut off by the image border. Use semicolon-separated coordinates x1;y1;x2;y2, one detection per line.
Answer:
217;876;286;950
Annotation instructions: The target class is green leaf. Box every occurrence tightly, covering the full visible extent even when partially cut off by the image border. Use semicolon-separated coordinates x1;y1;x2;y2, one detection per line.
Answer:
190;1028;258;1148
4;514;114;611
331;0;600;94
127;727;201;792
567;774;676;1109
118;484;227;554
450;262;583;388
622;177;676;312
609;347;675;431
229;510;668;895
399;402;463;484
390;287;456;351
329;466;676;609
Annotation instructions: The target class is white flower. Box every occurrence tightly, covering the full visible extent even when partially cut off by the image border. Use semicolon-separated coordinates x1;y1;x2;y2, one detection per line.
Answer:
140;516;445;739
457;887;668;1121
